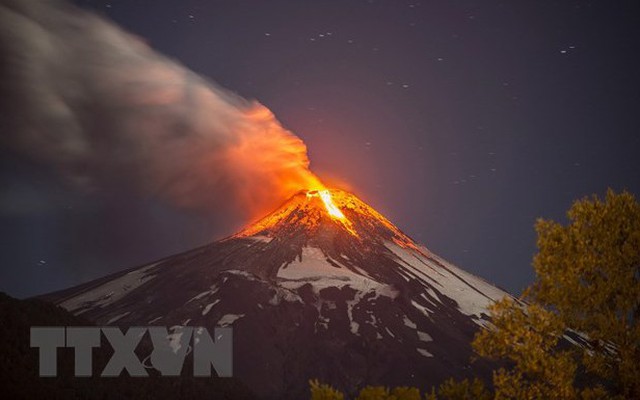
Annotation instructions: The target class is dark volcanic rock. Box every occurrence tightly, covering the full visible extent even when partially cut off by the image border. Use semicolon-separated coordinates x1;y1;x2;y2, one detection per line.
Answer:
0;292;253;400
41;189;512;399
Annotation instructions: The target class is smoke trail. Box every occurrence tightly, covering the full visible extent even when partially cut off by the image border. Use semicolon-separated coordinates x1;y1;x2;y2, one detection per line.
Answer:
0;0;324;220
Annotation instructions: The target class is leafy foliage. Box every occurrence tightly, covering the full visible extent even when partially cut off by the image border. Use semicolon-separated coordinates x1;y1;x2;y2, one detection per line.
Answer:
354;386;421;400
427;378;491;400
309;379;487;400
356;386;393;400
473;300;579;399
310;379;346;400
530;189;640;397
473;189;640;399
309;190;640;400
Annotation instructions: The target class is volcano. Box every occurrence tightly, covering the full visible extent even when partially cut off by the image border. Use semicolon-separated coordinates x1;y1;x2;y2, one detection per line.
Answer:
42;189;512;398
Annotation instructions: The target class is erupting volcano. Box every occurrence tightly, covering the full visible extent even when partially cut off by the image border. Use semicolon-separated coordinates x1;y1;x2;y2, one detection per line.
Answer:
42;188;512;399
239;189;375;239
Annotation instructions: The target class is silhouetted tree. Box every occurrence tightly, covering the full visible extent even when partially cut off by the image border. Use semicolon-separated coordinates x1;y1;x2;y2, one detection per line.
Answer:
474;189;640;399
310;190;640;400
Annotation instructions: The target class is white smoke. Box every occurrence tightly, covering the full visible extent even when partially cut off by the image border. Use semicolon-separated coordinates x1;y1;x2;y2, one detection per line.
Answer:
0;0;322;219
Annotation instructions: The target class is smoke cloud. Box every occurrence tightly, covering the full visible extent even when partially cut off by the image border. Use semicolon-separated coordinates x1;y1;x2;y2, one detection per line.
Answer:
0;0;324;220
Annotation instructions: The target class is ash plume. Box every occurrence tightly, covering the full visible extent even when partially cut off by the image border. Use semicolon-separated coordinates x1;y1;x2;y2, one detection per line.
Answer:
0;0;323;220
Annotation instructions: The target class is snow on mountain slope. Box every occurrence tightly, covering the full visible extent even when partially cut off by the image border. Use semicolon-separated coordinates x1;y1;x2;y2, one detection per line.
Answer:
41;189;511;399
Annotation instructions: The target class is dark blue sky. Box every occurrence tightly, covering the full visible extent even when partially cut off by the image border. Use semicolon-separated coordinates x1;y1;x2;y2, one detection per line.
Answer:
1;0;639;298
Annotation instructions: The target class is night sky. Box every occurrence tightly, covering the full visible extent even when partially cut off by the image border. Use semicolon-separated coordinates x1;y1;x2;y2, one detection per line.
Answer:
1;0;639;298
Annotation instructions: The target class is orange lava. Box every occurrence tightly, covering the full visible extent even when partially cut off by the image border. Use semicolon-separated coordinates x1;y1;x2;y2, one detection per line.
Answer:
306;189;358;236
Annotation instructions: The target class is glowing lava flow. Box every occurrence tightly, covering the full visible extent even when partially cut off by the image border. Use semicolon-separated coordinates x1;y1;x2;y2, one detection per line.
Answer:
237;188;364;238
307;189;358;236
318;190;346;219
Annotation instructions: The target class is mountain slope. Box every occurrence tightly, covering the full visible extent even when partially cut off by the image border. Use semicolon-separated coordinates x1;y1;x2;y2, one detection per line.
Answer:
41;189;512;398
0;292;253;400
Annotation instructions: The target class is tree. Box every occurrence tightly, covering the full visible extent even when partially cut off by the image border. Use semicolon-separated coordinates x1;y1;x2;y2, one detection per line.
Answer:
309;190;640;399
425;378;492;400
473;299;583;399
309;379;345;400
309;379;486;400
474;189;640;399
355;386;422;400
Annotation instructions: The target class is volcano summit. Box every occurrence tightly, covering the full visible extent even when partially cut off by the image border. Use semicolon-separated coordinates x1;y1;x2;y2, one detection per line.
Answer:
43;189;512;398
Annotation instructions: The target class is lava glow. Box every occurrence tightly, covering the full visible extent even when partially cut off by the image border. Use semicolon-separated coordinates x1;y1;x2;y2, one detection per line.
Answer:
306;189;358;236
221;105;326;218
238;188;421;242
318;190;346;219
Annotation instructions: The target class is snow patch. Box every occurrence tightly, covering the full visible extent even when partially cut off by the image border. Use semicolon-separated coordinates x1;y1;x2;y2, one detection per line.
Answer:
186;286;219;304
223;270;259;280
106;311;130;324
167;326;188;354
60;263;159;314
350;320;360;335
269;286;302;305
278;247;398;299
420;292;440;308
315;314;330;332
202;299;221;316
387;242;510;320
417;331;433;342
411;299;433;317
247;235;272;243
417;348;433;357
346;291;367;335
277;247;344;280
403;316;417;329
217;314;244;327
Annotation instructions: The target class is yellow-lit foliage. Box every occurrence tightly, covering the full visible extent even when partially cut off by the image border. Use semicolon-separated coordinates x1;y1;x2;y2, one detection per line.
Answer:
309;379;345;400
474;189;640;399
473;299;580;399
309;190;640;400
355;386;421;400
309;380;486;400
426;378;491;400
530;189;640;398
